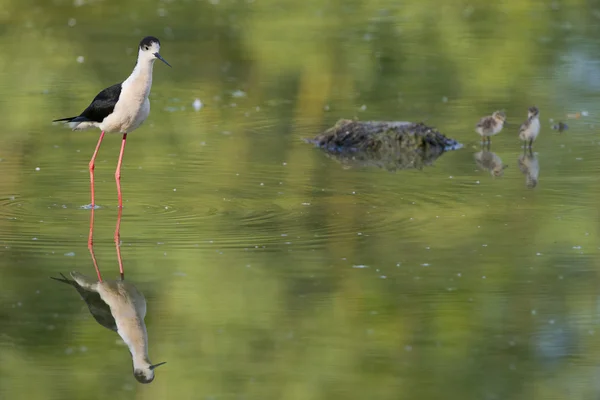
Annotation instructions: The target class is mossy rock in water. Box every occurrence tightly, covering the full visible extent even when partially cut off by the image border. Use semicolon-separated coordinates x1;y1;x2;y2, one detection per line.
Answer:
310;119;462;171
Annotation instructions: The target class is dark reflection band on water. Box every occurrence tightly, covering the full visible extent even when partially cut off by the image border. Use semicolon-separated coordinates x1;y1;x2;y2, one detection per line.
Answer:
50;209;165;384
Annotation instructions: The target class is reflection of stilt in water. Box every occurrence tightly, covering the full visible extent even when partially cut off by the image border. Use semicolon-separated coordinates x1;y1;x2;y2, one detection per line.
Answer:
87;205;103;282
87;205;125;281
51;207;165;383
50;269;166;383
114;206;124;280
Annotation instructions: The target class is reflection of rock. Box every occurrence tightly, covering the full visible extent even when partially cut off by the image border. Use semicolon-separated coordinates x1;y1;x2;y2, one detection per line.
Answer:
474;151;508;177
51;272;166;384
518;151;539;188
310;119;462;171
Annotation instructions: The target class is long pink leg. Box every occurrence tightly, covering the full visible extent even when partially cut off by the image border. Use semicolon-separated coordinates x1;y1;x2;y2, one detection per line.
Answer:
89;131;105;208
87;206;103;282
114;205;124;280
115;133;127;209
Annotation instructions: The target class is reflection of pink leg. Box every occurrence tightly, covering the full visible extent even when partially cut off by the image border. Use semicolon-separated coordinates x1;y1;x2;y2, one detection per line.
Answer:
89;131;105;208
88;206;102;282
115;205;124;280
115;133;127;209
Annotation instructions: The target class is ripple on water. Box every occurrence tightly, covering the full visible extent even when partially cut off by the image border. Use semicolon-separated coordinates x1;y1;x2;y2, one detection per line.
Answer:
0;195;26;221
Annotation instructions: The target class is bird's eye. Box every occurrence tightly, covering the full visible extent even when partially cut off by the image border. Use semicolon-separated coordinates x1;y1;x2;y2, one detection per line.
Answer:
143;45;149;51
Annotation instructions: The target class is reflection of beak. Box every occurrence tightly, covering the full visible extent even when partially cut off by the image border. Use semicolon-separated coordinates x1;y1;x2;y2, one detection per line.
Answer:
154;53;172;67
149;361;167;370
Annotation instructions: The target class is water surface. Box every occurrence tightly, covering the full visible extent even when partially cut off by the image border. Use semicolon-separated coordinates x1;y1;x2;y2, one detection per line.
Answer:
2;1;600;399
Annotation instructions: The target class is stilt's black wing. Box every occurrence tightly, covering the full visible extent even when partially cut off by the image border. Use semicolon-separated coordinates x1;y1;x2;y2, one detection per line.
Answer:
53;83;122;123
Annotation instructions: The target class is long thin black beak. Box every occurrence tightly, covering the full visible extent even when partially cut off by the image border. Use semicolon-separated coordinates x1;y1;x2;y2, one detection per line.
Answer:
154;53;171;67
149;361;167;370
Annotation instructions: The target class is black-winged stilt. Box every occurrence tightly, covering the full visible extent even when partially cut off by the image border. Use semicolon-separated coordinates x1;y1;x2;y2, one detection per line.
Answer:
51;271;166;383
53;36;171;209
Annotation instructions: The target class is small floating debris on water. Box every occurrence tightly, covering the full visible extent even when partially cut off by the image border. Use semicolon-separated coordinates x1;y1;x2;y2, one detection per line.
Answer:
359;104;367;111
352;264;368;269
566;111;588;119
192;98;203;111
76;56;84;64
165;106;185;112
80;204;101;210
35;167;40;171
231;90;246;98
64;252;75;257
551;121;568;132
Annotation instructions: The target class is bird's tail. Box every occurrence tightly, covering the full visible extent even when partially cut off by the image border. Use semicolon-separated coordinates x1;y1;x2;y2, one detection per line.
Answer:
53;116;76;122
53;116;87;123
50;272;75;285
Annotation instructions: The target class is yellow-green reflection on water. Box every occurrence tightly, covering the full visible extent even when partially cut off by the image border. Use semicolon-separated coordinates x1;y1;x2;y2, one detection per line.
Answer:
2;0;600;399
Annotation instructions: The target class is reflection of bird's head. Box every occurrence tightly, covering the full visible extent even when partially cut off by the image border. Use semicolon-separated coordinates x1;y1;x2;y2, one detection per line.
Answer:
491;164;508;177
526;175;538;189
133;362;166;384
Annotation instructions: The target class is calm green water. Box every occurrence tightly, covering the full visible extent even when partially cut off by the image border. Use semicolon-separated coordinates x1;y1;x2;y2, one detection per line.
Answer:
2;1;600;399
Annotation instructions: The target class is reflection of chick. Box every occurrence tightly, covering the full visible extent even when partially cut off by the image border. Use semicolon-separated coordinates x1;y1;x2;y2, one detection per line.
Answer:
551;121;568;133
518;150;539;188
474;151;508;177
51;272;166;384
519;106;540;147
475;111;506;145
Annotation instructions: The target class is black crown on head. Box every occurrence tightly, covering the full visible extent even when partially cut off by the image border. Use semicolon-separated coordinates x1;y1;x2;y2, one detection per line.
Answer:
139;36;160;49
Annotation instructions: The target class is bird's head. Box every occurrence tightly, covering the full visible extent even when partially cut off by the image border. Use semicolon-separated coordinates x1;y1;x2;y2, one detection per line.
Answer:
492;110;506;123
528;106;539;118
139;36;171;67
